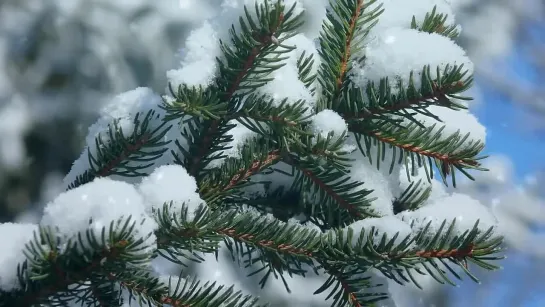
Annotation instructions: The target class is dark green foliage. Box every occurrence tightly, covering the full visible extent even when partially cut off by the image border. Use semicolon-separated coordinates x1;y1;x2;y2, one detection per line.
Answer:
316;0;384;111
67;110;171;190
411;5;461;39
350;118;487;187
393;180;432;214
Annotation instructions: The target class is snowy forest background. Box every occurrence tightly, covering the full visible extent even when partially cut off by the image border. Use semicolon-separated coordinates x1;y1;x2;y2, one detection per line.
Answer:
0;0;543;306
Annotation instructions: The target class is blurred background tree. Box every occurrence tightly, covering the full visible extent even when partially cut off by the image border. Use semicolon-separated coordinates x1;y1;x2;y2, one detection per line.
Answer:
0;0;543;305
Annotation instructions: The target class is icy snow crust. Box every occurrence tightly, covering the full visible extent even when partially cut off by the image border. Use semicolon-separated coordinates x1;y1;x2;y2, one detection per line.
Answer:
0;0;499;306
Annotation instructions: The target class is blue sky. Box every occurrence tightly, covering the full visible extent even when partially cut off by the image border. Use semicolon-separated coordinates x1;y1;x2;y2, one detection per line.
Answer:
474;49;545;180
450;29;545;306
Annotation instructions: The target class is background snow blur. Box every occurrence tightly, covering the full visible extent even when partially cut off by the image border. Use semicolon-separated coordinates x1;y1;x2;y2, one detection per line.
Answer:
0;0;543;306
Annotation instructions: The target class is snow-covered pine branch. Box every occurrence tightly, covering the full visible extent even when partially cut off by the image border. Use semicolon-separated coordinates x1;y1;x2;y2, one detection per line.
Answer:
0;1;504;306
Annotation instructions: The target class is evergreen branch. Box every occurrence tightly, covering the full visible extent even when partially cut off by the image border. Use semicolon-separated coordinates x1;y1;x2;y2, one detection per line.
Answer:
339;65;471;122
336;0;364;90
115;269;263;307
349;120;486;187
315;264;387;307
67;110;171;190
392;179;432;214
163;85;226;121
326;221;503;290
4;218;153;306
164;89;310;141
286;155;379;225
223;150;281;191
12;0;506;304
155;206;320;289
217;1;301;102
155;204;224;267
185;0;303;178
234;93;311;136
3;211;501;306
155;206;502;302
411;6;460;39
198;139;282;206
287;130;356;171
3;217;263;307
179;118;236;179
378;220;504;288
156;207;319;275
296;51;317;91
317;0;383;110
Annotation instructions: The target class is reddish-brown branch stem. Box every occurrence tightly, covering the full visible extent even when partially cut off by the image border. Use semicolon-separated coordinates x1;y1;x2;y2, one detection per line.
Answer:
343;91;448;120
19;240;130;306
97;134;151;177
18;237;192;307
322;264;362;307
341;279;362;307
370;131;477;168
342;82;465;120
217;228;314;257
414;244;475;258
223;150;281;191
160;297;192;307
189;120;220;176
110;273;191;307
336;0;365;92
298;167;364;219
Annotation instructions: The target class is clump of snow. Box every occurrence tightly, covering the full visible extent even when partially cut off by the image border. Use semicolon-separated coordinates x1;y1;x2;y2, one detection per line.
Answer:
63;87;179;187
87;87;164;149
138;165;205;221
407;106;486;148
170;0;307;92
399;193;499;237
351;28;473;94
474;155;513;185
0;223;39;291
397;164;448;204
64;89;160;175
348;151;396;216
207;120;260;168
167;21;220;88
150;255;182;278
42;178;158;255
347;216;414;247
257;34;317;114
98;87;163;121
310;109;347;141
296;0;329;39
